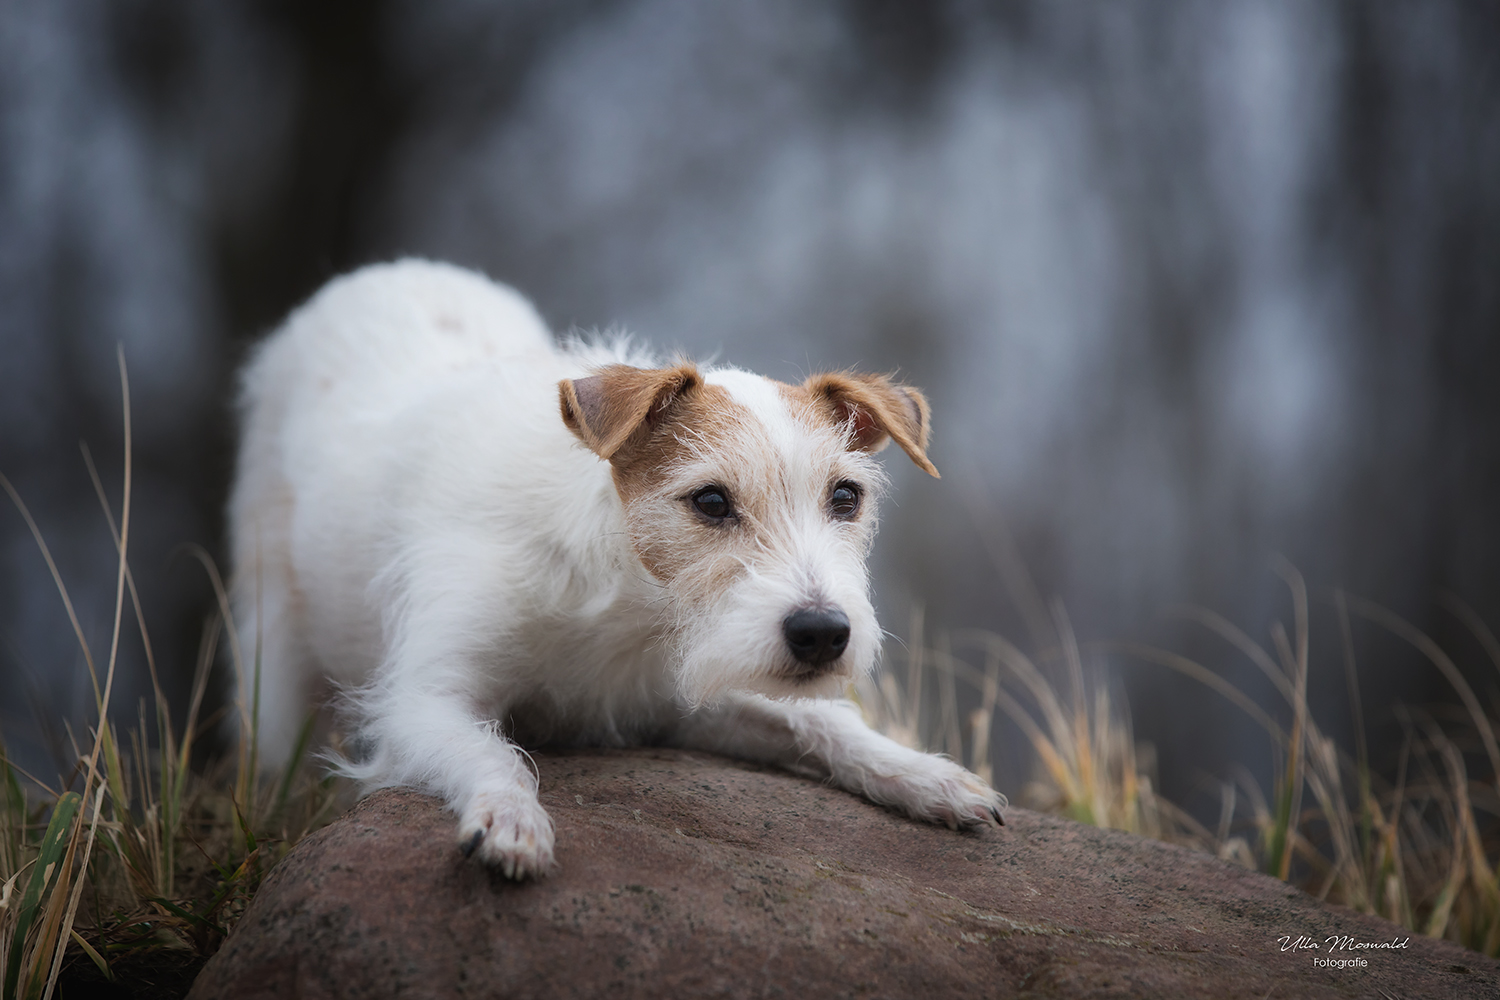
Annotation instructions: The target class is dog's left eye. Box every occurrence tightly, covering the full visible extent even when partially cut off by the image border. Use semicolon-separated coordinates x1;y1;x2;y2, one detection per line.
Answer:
829;482;861;520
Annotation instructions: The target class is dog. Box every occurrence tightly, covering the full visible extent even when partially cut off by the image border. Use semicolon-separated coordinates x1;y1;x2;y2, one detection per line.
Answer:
228;259;1006;879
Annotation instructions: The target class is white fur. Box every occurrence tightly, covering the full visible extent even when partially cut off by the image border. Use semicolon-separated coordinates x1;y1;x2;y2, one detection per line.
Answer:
229;259;1006;878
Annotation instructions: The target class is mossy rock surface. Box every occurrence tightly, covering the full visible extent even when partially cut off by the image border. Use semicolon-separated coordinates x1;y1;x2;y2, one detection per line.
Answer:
189;748;1496;999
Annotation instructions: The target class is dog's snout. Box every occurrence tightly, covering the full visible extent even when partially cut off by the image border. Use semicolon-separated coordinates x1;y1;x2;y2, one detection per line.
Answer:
783;607;851;665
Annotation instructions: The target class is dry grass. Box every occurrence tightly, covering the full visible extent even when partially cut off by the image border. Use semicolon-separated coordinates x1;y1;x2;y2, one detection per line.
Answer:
855;604;1223;855
857;558;1500;957
0;353;346;996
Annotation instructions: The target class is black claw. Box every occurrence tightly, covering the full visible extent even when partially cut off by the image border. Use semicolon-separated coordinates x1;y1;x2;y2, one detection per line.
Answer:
461;828;484;858
991;806;1005;827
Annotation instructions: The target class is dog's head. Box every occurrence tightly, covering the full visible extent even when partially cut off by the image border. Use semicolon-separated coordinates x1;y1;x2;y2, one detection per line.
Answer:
559;362;937;705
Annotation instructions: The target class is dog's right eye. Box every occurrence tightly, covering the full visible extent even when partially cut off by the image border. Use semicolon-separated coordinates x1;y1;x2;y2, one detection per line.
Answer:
691;486;732;521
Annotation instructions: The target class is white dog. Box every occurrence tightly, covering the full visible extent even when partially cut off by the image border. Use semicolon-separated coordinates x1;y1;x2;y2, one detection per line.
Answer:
229;260;1006;879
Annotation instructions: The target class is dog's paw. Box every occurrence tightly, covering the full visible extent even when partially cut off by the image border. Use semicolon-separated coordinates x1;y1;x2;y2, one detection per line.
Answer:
867;754;1008;830
457;791;556;879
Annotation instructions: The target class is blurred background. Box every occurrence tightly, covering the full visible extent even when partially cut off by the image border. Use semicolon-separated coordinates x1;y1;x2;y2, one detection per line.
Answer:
2;0;1497;819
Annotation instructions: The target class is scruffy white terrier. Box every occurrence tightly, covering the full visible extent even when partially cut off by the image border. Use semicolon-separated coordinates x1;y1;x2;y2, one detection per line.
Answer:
229;260;1006;879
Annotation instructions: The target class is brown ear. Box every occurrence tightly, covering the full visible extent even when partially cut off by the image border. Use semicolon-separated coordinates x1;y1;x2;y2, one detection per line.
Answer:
559;364;700;461
804;372;939;477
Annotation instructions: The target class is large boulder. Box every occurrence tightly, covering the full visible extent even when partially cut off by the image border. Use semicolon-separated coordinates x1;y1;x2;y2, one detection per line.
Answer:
190;748;1497;999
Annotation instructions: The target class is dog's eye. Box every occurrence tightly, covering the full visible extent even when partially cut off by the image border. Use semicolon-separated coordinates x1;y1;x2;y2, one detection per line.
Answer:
691;486;732;521
829;481;861;520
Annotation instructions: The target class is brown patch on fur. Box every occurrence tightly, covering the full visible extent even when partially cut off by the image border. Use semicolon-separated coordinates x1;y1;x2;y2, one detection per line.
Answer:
559;364;701;461
562;366;753;585
788;373;939;477
605;379;742;502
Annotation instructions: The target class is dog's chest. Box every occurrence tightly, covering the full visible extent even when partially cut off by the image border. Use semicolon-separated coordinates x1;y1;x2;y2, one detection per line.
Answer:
484;597;677;746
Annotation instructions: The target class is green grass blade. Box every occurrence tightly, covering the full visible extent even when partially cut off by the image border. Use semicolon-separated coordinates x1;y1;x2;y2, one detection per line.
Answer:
1;740;27;875
272;712;319;822
67;929;111;983
3;791;81;1000
2;745;23;821
145;896;229;938
234;802;258;858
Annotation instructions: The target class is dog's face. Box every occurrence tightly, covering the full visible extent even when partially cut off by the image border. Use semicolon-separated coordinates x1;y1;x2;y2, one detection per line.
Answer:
560;362;938;705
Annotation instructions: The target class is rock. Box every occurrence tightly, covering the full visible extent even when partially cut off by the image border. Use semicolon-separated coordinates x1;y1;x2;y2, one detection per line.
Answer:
189;748;1497;999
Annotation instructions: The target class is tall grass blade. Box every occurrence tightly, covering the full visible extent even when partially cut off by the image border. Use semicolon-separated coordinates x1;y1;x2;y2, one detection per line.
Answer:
272;713;318;823
3;792;80;1000
1;738;27;878
41;784;107;1000
66;929;110;983
1345;596;1500;786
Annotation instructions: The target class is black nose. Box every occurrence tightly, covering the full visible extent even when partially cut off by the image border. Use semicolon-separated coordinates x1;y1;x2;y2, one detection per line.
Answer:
782;608;851;665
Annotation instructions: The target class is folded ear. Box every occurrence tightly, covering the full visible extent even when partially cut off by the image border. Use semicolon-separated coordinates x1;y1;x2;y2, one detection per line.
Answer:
804;372;938;478
559;363;700;461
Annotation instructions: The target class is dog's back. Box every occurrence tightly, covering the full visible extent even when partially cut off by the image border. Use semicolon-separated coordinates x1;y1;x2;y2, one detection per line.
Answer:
228;260;559;762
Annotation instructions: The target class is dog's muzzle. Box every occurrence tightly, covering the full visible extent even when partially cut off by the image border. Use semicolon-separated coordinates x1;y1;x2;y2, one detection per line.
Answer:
782;607;851;669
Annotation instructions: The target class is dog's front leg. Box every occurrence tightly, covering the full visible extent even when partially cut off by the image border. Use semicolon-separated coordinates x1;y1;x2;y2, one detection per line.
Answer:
358;687;555;878
671;692;1006;829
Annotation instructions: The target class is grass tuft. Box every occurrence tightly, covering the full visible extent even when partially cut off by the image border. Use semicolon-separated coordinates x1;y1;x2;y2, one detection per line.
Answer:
859;560;1500;956
0;353;347;995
